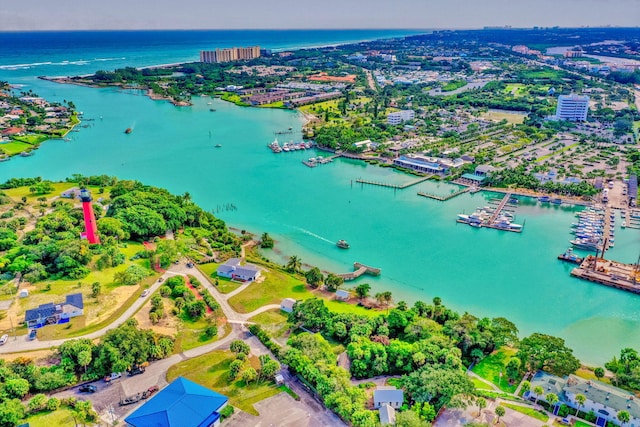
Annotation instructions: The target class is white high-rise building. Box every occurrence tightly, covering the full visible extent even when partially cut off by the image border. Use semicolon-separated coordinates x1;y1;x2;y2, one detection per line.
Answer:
387;110;415;125
555;94;589;121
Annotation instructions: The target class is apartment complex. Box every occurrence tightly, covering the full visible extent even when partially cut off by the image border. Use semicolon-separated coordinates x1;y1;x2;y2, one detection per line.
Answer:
555;94;590;121
387;110;415;125
200;46;261;63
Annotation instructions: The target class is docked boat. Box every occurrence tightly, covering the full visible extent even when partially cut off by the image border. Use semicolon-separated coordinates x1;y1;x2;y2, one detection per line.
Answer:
551;198;562;204
557;248;583;264
124;128;132;134
336;240;350;249
538;196;550;202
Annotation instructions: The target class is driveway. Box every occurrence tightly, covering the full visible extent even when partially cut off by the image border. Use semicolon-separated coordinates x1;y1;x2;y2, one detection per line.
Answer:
434;399;552;427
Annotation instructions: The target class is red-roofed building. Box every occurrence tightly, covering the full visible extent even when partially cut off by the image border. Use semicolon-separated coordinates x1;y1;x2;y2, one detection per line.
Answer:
1;127;25;136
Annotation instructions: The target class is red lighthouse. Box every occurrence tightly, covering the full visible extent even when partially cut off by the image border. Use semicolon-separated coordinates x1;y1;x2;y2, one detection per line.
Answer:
80;189;100;245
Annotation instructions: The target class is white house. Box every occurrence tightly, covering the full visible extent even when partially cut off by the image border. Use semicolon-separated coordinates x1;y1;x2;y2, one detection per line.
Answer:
216;258;260;282
373;387;404;409
280;298;297;313
527;372;640;427
387;110;415;125
379;405;396;425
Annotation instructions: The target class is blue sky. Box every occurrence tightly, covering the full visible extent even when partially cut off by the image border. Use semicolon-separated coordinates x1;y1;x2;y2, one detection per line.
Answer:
1;0;638;31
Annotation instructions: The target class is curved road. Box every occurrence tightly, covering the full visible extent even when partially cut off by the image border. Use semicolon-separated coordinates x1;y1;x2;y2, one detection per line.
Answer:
0;261;271;354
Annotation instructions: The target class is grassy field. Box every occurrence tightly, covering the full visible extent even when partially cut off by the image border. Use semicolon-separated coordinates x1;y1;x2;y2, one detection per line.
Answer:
442;80;467;92
535;142;580;162
167;350;282;415
502;403;549;422
23;408;76;427
228;267;311;313
472;347;518;393
471;376;494;390
3;182;92;201
482;110;527;124
0;141;33;155
574;367;611;385
12;134;49;145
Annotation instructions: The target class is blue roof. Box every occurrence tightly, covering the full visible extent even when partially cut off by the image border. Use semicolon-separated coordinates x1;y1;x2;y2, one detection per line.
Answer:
66;293;84;309
125;377;228;427
461;173;485;182
25;303;56;322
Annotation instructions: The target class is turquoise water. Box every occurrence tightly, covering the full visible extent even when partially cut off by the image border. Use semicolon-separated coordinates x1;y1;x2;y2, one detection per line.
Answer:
0;31;638;364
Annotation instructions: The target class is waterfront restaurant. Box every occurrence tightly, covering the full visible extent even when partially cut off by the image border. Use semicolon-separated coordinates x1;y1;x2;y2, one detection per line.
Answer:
393;155;446;175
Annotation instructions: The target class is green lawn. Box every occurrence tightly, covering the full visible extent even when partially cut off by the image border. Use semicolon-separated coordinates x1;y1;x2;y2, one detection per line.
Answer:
0;141;33;155
574;367;611;385
502;403;549;422
249;309;290;339
12;134;49;145
472;347;519;393
175;315;228;353
471;376;494;390
23;408;76;427
442;80;467;92
166;350;282;415
228;268;312;313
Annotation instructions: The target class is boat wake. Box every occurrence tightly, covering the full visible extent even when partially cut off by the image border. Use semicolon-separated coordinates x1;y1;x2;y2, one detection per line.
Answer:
293;226;334;244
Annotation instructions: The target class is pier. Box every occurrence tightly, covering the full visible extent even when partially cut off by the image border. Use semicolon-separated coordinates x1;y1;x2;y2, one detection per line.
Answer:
356;176;431;190
570;255;640;294
488;192;512;224
338;262;382;281
417;187;471;201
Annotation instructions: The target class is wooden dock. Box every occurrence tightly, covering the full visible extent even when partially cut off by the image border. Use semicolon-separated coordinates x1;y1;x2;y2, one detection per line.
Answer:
571;256;640;294
417;187;470;201
488;192;512;223
356;176;431;190
338;262;382;281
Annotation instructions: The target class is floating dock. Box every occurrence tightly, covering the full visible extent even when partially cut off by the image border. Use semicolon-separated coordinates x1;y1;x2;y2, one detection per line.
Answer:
356;176;431;190
570;255;640;294
338;262;382;281
417;187;470;201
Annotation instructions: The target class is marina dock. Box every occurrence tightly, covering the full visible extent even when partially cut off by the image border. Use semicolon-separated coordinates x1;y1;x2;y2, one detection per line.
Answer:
417;187;470;201
356;176;431;190
338;262;382;281
570;255;640;294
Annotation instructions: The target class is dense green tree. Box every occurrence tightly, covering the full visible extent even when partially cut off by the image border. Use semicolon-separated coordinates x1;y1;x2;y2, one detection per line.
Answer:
288;298;331;332
495;405;505;423
260;232;274;248
618;410;631;425
355;283;371;300
241;367;257;384
0;398;25;427
304;267;323;288
27;393;47;413
230;340;250;356
402;364;474;412
517;333;580;377
228;359;243;380
114;264;150;285
594;367;605;380
4;378;29;399
324;273;343;292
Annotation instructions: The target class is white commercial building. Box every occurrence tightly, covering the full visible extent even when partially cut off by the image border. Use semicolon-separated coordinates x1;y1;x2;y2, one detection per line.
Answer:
555;94;589;121
387;110;415;125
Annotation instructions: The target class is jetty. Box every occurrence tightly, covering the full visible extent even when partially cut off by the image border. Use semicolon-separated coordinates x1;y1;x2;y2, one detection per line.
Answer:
338;262;382;281
488;192;512;223
417;187;470;201
356;176;431;190
570;255;640;294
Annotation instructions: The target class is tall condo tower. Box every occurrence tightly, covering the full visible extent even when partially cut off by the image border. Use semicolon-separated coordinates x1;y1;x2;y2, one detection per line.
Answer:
80;189;100;244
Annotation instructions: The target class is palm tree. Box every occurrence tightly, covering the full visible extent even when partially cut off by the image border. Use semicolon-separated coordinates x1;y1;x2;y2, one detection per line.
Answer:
495;405;505;424
286;255;301;273
546;393;559;412
574;393;586;417
533;386;544;406
477;397;486;416
520;380;531;396
617;410;630;426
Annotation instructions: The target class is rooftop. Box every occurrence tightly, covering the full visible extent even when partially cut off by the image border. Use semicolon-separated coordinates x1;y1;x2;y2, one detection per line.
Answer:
125;377;228;427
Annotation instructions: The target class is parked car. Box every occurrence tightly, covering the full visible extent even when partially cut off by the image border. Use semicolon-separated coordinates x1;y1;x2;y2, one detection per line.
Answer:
0;334;8;345
141;289;150;297
142;385;159;399
104;372;122;382
27;329;37;341
79;384;97;393
127;365;146;376
186;262;194;268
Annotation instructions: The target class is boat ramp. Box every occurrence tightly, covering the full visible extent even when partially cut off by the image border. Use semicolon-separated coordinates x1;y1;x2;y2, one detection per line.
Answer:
338;262;382;281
